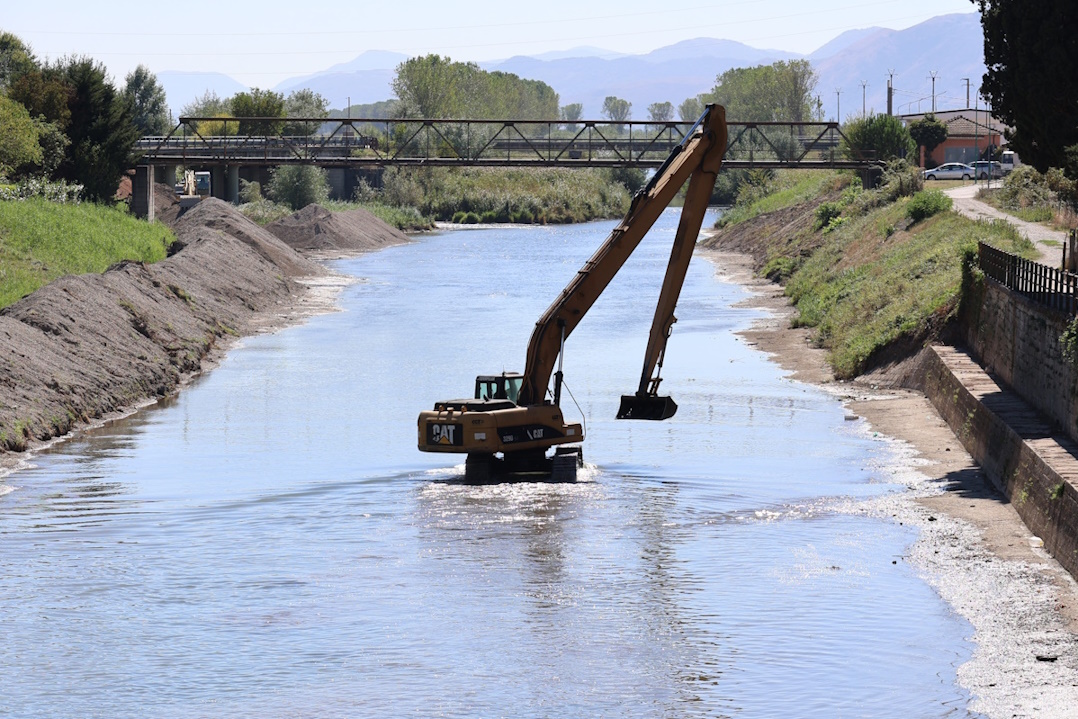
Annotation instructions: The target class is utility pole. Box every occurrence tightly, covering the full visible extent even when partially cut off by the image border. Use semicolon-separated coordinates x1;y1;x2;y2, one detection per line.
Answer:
887;69;895;116
836;88;842;123
861;81;868;116
962;78;970;108
928;71;939;113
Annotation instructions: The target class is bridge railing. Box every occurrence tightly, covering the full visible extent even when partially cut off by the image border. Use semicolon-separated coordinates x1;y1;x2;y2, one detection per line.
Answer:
135;117;876;170
979;242;1078;315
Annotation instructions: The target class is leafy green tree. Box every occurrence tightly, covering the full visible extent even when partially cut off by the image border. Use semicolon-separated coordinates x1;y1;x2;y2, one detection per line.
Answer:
8;70;73;129
975;0;1078;173
772;60;818;122
700;60;817;122
181;89;230;119
393;55;470;118
268;164;329;210
647;101;674;123
841;113;915;162
678;97;704;122
54;57;140;201
0;32;36;91
393;55;557;119
32;118;69;176
283;89;329;135
601;96;631;123
231;88;285;135
560;103;583;122
907;113;948;167
0;95;42;177
124;65;170;136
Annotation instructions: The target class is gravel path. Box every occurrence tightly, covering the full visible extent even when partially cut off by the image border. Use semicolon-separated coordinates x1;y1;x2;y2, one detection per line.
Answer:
944;183;1066;264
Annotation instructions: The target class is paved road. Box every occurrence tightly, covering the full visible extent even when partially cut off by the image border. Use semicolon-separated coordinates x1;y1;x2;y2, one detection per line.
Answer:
943;183;1066;264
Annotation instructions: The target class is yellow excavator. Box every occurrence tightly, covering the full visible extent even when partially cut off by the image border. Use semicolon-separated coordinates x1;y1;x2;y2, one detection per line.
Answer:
417;104;728;482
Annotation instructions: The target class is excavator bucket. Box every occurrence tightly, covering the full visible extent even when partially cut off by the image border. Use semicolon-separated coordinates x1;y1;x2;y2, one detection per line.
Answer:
617;394;678;420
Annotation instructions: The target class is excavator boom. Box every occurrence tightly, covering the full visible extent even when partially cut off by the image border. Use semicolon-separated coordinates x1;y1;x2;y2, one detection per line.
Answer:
417;104;728;481
517;105;728;407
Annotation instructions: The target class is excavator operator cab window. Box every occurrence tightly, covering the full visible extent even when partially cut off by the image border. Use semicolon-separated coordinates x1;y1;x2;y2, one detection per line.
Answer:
474;374;523;404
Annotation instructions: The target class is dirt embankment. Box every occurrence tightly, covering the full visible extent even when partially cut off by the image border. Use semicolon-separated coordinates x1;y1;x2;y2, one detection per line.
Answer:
0;194;409;458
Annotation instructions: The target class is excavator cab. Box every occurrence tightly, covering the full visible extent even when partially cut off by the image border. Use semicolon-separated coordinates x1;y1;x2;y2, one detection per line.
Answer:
475;373;523;403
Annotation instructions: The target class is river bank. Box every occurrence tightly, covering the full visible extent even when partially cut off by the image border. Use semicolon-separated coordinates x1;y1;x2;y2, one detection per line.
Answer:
0;197;409;475
704;247;1078;718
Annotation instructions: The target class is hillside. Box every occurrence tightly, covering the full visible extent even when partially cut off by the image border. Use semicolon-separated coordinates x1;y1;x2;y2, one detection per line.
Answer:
161;12;991;118
702;168;1034;378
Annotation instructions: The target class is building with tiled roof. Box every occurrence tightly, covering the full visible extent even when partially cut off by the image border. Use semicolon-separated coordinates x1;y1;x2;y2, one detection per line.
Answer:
900;110;1007;166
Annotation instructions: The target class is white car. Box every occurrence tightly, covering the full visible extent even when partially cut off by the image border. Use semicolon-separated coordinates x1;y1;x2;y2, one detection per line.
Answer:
923;163;974;180
972;161;1004;179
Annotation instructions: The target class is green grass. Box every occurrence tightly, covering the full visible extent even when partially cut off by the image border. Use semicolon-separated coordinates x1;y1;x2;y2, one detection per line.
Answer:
717;170;850;228
0;199;172;309
784;198;1035;377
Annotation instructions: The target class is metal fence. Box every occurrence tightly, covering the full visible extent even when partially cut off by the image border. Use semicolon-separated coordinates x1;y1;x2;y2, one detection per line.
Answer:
134;117;877;170
979;241;1078;314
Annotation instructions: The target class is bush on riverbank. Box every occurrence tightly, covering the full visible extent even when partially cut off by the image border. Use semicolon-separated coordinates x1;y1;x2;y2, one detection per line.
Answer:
705;168;1036;377
0;198;172;309
377;167;630;224
238;198;433;232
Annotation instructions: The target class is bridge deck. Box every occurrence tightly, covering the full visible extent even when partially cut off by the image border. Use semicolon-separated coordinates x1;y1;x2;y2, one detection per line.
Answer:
136;117;878;171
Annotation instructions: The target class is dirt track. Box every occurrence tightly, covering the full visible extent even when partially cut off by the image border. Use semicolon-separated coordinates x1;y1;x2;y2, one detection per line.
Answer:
0;195;408;468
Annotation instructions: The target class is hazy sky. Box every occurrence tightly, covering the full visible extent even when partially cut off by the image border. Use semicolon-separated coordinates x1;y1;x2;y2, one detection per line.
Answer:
4;0;976;86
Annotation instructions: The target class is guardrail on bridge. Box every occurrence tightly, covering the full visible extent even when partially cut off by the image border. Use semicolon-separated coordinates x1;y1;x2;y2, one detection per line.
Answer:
134;116;877;170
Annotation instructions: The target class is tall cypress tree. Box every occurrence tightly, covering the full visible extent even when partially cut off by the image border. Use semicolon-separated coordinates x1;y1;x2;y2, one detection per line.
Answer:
52;57;140;202
976;0;1078;173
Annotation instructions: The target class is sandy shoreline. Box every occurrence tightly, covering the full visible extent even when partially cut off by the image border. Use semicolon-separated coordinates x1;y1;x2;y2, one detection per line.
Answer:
705;248;1078;718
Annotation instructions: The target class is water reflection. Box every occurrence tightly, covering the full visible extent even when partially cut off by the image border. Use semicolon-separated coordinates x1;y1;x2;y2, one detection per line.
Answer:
0;213;979;718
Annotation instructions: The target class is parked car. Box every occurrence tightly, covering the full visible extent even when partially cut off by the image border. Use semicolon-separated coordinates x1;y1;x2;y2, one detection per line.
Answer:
922;163;975;180
972;161;1004;179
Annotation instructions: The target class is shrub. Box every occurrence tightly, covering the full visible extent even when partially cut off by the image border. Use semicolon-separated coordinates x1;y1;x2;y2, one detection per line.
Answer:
841;114;916;163
0;177;83;203
814;201;843;230
906;189;953;222
239;179;261;203
267;165;329;211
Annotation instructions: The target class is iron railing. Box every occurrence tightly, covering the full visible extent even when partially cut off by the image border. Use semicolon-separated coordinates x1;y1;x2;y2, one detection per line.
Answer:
134;117;877;170
979;241;1078;314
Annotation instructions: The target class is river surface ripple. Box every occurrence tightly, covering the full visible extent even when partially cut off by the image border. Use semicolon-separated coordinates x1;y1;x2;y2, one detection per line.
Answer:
0;209;981;718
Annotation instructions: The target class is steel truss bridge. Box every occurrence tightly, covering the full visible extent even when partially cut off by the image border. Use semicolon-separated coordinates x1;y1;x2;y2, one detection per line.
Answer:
136;116;877;171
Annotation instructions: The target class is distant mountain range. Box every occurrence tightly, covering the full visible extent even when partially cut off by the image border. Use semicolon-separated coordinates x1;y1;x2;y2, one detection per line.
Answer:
158;13;986;121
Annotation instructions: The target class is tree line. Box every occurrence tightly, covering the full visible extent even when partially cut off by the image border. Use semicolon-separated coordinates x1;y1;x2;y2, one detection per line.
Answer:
0;31;152;201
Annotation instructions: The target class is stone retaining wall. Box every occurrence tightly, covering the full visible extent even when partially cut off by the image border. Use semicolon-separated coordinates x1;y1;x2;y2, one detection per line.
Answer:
921;346;1078;579
963;280;1078;443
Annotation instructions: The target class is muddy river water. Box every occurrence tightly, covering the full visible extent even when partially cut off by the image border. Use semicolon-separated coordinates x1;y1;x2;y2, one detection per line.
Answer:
0;210;984;717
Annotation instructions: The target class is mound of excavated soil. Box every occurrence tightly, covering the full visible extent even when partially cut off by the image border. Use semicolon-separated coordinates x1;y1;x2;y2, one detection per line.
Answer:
266;204;410;255
0;199;347;453
153;182;183;226
175;199;324;278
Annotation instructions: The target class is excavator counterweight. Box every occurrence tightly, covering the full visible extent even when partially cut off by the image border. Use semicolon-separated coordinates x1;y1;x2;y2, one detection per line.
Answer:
418;105;728;482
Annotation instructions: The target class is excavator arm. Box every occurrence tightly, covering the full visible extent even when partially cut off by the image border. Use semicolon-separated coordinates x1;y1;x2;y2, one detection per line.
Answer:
517;104;728;412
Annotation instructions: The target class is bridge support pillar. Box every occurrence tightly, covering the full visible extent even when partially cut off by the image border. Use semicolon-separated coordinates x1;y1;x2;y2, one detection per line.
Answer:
154;164;177;187
226;166;240;203
210;166;226;201
132;164;155;221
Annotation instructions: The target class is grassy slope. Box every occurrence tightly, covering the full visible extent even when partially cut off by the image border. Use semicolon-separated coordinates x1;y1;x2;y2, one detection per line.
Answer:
0;199;173;309
710;171;1036;378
